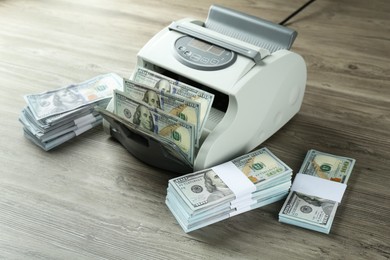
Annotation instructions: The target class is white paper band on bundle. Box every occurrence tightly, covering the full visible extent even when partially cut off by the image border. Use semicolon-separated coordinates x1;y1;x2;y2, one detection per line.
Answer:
211;161;256;199
74;113;95;126
230;194;253;208
74;124;93;136
291;173;347;203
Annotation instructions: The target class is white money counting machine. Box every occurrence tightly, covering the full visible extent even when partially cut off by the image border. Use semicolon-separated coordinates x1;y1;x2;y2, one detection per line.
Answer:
103;5;307;173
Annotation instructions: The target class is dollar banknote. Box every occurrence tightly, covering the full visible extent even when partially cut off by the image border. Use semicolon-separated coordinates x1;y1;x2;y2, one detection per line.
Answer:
42;99;110;127
279;150;356;233
169;168;235;214
278;191;338;234
169;147;292;213
167;189;289;233
40;114;103;143
123;79;201;145
94;106;192;166
169;180;291;222
113;90;195;164
24;73;123;120
20;108;101;142
299;149;356;183
131;66;214;134
23;118;102;151
232;147;292;188
22;101;106;133
166;147;293;232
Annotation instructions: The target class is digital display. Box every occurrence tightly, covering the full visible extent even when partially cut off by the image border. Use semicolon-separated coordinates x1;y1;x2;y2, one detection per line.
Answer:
189;38;211;52
188;38;225;56
174;36;236;70
208;45;224;56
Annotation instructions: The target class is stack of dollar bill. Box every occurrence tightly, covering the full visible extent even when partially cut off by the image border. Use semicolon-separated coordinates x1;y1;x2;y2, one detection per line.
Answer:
166;147;293;232
20;73;123;151
278;149;356;234
98;67;215;167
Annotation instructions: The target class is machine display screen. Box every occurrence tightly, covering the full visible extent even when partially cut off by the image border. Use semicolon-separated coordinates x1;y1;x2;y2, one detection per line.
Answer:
188;38;210;52
189;38;224;56
208;45;224;56
174;36;236;71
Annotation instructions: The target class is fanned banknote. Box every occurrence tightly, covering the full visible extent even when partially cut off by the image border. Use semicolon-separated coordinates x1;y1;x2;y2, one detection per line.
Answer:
166;147;292;232
113;90;195;164
131;66;214;135
25;73;123;120
123;78;201;146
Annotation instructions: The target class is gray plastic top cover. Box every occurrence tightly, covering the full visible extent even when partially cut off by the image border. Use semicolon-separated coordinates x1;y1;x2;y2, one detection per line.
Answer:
205;5;298;53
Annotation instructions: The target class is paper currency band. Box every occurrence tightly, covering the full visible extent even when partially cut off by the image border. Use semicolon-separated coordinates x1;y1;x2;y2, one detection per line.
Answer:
291;173;347;203
74;113;95;126
211;161;256;198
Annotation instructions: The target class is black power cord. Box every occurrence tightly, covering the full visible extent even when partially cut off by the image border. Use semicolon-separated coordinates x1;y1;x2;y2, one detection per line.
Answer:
279;0;317;25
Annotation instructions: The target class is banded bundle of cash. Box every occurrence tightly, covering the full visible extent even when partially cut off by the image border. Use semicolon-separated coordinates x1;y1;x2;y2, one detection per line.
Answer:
279;149;356;234
99;67;215;166
166;147;293;232
20;73;123;151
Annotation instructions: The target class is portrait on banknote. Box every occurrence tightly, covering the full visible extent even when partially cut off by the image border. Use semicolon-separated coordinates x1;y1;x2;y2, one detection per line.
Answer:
203;170;233;202
133;104;154;131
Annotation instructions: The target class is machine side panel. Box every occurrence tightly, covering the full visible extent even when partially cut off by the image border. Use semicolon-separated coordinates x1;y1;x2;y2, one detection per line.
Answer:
194;50;306;170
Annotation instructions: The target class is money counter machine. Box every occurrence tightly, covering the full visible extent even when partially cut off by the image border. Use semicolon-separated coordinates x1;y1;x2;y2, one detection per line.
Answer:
103;5;307;173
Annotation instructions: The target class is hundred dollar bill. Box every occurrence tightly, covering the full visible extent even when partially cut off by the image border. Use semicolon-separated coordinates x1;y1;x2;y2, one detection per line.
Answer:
23;119;102;151
113;90;195;164
169;180;291;222
299;149;356;184
94;106;192;166
167;189;289;233
232;147;292;188
24;73;123;120
43;99;110;126
169;147;292;213
21;99;109;135
169;168;235;214
278;191;338;234
40;114;103;143
131;66;214;134
20;107;101;141
123;79;201;145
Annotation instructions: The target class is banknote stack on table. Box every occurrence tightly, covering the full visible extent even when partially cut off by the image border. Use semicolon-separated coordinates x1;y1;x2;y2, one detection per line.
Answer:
165;147;293;232
20;73;123;151
278;149;356;234
96;66;215;167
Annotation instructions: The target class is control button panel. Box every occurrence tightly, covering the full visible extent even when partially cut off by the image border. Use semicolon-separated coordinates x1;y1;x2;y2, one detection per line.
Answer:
174;36;236;71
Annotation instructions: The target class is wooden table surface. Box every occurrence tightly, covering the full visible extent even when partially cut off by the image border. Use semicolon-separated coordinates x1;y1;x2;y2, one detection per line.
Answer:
1;0;389;259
